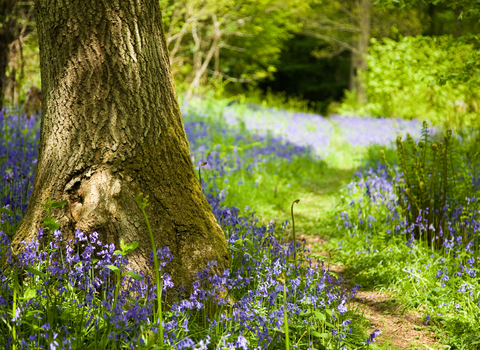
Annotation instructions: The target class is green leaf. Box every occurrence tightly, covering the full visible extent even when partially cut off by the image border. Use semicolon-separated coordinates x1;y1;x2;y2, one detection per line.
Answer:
106;265;121;280
59;310;72;320
327;271;339;278
135;193;149;210
36;201;47;208
125;271;142;281
311;331;332;339
309;254;327;261
24;266;45;277
0;208;14;216
124;241;139;254
314;311;326;322
24;310;44;321
41;217;60;231
17;320;41;331
22;288;37;300
51;200;67;208
235;238;254;250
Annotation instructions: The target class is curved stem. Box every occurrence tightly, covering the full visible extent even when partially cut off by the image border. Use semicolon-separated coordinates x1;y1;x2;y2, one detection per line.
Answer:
291;199;300;268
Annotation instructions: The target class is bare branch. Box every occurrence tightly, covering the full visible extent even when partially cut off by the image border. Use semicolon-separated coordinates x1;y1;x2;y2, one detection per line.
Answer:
207;69;252;83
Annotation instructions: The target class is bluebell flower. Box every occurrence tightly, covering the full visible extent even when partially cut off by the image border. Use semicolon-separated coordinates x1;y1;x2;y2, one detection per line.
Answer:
235;335;248;350
338;303;348;315
366;329;382;344
425;315;431;325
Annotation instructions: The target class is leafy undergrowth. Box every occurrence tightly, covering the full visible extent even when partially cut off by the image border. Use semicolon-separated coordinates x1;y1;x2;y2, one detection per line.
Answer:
0;107;380;349
3;98;470;349
326;163;480;349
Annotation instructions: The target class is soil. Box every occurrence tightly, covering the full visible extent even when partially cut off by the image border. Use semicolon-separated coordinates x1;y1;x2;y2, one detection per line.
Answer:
298;234;442;350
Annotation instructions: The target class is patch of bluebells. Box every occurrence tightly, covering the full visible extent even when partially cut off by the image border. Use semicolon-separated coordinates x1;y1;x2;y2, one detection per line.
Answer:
184;118;315;182
222;107;333;155
0;108;39;236
329;115;426;147
0;196;360;349
0;107;366;348
211;102;426;155
335;163;480;342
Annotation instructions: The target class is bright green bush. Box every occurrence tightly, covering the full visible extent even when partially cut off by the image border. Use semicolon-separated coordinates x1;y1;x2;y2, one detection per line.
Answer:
338;35;480;127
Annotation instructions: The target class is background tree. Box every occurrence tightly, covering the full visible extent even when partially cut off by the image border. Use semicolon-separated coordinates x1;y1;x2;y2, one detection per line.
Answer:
159;0;307;98
299;0;425;103
12;0;230;293
376;0;480;87
0;0;35;108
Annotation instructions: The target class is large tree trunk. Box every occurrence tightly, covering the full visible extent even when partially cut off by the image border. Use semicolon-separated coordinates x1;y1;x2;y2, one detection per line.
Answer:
13;0;230;294
349;0;371;104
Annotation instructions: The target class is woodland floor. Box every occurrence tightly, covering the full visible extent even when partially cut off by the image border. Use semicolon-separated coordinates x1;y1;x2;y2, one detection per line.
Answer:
304;233;440;349
263;166;443;349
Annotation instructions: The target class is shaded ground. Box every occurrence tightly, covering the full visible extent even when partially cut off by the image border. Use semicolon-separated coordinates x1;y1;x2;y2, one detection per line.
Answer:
329;266;440;349
258;166;356;236
353;290;439;349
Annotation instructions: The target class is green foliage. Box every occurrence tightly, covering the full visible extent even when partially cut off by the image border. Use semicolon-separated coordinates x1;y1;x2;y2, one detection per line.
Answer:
338;35;480;126
329;159;480;347
37;198;67;243
237;87;318;114
160;0;307;94
376;0;480;18
382;122;480;247
4;32;41;107
257;34;350;115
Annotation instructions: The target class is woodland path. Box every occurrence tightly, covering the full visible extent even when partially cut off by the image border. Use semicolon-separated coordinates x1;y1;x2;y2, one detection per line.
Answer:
264;166;442;350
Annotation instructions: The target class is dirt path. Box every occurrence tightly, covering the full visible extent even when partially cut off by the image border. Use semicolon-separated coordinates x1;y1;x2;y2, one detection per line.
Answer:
298;234;441;349
351;290;439;349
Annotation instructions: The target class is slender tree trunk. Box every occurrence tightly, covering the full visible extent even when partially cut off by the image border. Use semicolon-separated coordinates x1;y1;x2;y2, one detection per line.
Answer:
349;0;371;104
0;39;9;108
428;3;436;36
455;5;462;37
13;0;230;294
0;29;15;108
186;15;221;99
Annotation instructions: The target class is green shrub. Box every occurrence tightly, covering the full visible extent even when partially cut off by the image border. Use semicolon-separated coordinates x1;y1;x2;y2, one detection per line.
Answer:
338;36;480;127
382;122;480;247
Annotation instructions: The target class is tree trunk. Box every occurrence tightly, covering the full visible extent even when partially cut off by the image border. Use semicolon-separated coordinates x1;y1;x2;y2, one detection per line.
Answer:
0;18;16;108
349;0;371;104
0;36;10;108
13;0;230;295
428;3;435;36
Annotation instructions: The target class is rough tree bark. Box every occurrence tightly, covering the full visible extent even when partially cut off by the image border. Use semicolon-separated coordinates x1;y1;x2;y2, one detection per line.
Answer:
12;0;230;293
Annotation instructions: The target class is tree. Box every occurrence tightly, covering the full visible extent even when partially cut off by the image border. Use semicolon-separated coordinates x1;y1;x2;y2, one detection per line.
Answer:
159;0;307;97
377;0;480;87
12;0;230;293
301;0;426;104
301;0;372;103
0;0;35;107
